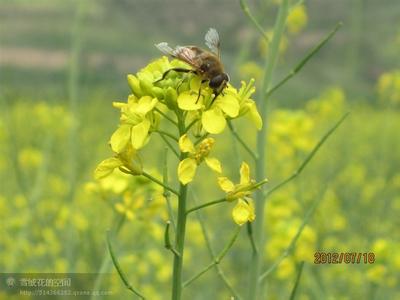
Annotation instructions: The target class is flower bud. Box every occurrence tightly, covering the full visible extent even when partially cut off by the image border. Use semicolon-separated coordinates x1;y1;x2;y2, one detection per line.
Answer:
127;74;143;97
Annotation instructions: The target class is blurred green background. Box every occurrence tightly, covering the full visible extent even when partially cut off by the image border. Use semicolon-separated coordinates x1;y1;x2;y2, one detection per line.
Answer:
1;0;399;299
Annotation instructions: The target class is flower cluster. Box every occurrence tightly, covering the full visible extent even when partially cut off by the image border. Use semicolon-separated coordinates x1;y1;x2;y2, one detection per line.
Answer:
94;57;261;182
94;56;264;226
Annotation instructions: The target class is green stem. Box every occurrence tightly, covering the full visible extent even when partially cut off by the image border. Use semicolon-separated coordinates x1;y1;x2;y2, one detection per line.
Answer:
190;191;243;299
142;171;179;196
171;117;189;300
247;222;258;254
185;198;226;215
154;107;178;126
194;133;210;145
163;148;176;231
184;118;198;133
239;0;270;43
289;261;305;300
228;121;258;160
154;129;179;142
247;0;290;299
266;22;343;98
107;231;145;299
182;226;241;287
159;132;180;159
171;182;188;300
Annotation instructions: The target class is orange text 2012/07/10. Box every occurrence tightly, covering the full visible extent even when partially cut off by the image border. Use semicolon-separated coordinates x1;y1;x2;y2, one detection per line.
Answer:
314;252;375;264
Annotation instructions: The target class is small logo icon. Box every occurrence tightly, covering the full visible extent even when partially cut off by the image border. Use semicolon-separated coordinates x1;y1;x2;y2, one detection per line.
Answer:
6;277;16;288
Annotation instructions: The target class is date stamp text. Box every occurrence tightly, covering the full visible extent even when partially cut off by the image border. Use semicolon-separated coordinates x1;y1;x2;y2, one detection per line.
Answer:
314;252;375;264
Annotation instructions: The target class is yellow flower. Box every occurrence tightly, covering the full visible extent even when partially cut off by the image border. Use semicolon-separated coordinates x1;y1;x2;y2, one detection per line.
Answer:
110;95;159;152
217;162;267;225
94;144;142;180
175;76;261;134
237;79;262;130
177;134;222;185
232;199;256;226
287;4;308;34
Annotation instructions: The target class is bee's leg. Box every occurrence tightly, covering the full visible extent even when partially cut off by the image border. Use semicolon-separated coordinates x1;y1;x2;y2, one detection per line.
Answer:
195;79;208;103
154;68;196;83
210;80;228;105
210;92;219;105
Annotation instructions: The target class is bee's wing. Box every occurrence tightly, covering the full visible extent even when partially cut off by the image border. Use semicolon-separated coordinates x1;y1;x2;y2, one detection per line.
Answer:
155;42;175;56
155;42;201;69
204;28;220;57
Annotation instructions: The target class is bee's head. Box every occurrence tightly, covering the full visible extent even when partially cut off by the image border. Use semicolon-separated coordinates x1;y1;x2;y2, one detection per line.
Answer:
209;73;230;91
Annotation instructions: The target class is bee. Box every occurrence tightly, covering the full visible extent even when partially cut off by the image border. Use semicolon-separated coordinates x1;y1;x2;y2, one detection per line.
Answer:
155;28;229;101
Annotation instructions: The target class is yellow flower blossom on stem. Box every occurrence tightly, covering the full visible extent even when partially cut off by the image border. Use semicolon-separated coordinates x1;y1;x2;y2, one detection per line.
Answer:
111;94;159;152
171;74;261;135
94;144;142;180
218;162;267;225
177;134;222;185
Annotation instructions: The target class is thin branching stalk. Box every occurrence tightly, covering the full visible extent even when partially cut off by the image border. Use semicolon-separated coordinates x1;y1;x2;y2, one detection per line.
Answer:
106;231;145;299
185;198;227;215
142;171;180;196
239;0;270;43
154;107;178;126
190;191;243;299
91;214;127;300
182;226;241;287
265;113;349;198
154;129;179;142
194;133;210;145
228;121;258;160
163;148;176;231
159;132;180;158
247;223;258;254
289;261;305;300
259;187;327;282
266;22;343;98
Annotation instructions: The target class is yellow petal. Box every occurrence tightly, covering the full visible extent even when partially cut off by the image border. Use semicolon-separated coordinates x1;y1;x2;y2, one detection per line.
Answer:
248;199;256;222
136;96;158;116
131;118;150;149
247;102;263;130
110;125;131;153
177;91;202;110
217;177;235;193
112;101;126;109
232;199;251;226
215;93;240;117
94;157;123;180
179;134;195;153
178;158;197;185
201;107;226;134
205;157;222;173
240;162;251;184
